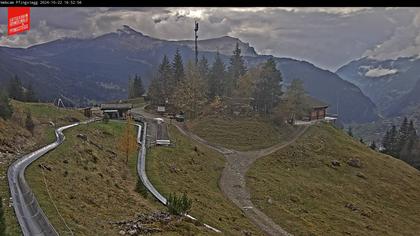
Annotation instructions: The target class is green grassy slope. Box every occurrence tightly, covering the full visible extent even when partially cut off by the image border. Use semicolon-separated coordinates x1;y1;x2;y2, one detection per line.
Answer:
0;101;85;236
188;116;295;151
247;123;420;236
147;125;263;235
25;122;203;235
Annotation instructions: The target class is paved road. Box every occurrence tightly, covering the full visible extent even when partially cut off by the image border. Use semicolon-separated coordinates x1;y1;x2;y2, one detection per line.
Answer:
7;119;97;236
174;123;309;236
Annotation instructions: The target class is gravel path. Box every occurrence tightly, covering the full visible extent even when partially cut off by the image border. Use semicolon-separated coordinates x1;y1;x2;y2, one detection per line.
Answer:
174;123;309;236
131;106;309;235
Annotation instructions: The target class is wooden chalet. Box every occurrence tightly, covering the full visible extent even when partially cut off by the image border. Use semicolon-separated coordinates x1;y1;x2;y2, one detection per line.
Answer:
100;103;133;119
304;96;329;121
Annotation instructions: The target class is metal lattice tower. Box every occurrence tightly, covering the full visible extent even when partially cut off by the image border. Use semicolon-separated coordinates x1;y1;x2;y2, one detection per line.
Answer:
194;21;199;65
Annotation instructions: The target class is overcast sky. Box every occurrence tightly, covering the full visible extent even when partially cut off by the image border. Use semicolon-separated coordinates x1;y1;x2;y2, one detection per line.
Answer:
0;7;419;71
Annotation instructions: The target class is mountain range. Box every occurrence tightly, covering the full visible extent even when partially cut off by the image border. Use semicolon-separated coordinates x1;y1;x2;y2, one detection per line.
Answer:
0;25;378;123
337;56;420;117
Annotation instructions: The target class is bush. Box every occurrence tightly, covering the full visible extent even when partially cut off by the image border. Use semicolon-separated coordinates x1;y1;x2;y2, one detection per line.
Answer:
25;112;35;135
103;113;110;123
135;178;148;198
167;192;192;215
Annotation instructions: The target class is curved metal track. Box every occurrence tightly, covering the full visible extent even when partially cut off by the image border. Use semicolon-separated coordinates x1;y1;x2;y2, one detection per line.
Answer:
8;119;97;236
135;122;221;233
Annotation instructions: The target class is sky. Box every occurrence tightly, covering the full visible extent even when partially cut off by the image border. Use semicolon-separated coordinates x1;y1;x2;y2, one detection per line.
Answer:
0;7;419;71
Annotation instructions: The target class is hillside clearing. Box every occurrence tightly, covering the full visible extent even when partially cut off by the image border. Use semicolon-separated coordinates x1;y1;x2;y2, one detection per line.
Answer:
188;116;294;151
25;122;202;235
247;123;420;235
147;125;264;235
0;101;85;236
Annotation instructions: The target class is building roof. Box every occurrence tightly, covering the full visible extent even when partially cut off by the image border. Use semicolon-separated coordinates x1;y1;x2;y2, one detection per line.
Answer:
100;103;133;110
304;96;328;108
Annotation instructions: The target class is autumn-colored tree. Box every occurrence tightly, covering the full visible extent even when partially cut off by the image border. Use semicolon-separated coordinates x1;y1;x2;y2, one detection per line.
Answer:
173;61;207;119
233;66;257;98
118;116;138;164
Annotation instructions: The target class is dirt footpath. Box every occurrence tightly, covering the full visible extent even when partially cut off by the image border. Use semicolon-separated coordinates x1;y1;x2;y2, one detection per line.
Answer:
174;123;308;236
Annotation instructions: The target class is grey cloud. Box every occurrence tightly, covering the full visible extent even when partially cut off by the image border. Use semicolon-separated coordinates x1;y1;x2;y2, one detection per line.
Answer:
0;7;419;70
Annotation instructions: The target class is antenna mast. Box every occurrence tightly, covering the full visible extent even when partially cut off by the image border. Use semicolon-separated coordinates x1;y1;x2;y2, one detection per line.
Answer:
194;21;199;65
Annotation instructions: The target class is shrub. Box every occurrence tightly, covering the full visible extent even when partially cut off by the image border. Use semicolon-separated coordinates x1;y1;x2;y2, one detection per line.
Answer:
25;112;35;135
167;192;192;215
135;178;148;198
103;113;110;123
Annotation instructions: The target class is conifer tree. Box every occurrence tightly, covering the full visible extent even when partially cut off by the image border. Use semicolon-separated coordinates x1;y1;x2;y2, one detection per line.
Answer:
133;75;145;98
227;42;247;96
370;141;377;150
25;112;35;136
283;79;310;122
25;83;37;102
398;117;410;152
208;52;226;100
252;58;282;114
148;55;173;105
347;126;353;137
172;48;185;84
198;55;210;82
8;75;24;101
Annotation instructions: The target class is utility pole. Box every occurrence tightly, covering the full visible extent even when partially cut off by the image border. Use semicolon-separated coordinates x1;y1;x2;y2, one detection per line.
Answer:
194;21;199;65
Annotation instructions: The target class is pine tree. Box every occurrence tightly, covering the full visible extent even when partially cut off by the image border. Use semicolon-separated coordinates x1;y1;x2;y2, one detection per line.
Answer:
383;125;399;157
0;196;5;235
198;55;210;82
0;90;13;120
133;75;145;98
401;120;419;162
227;42;247;96
148;55;173;105
370;141;377;150
282;79;309;122
398;117;410;153
360;138;365;144
382;129;391;154
347;126;353;137
407;120;418;149
252;58;283;114
389;125;399;157
167;192;192;215
25;83;37;102
208;52;226;99
25;112;35;136
172;48;185;84
8;75;24;101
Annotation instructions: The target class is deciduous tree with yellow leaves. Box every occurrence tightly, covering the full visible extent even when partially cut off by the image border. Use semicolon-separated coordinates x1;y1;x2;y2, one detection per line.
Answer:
118;116;138;164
